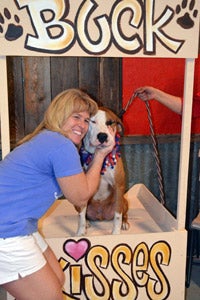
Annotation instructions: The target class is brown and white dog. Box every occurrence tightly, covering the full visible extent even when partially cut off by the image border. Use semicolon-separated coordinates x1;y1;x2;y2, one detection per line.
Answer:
77;107;129;235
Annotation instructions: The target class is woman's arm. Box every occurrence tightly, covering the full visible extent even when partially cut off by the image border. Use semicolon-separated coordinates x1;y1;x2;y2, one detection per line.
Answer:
135;86;182;115
57;129;116;208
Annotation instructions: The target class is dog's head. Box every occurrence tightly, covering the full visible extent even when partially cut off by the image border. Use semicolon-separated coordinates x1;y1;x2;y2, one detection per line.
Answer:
83;106;123;154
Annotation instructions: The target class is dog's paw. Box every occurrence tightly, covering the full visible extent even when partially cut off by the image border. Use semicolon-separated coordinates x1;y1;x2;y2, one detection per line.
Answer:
121;221;130;231
112;228;121;235
76;227;86;236
112;212;122;234
86;220;91;228
76;231;86;237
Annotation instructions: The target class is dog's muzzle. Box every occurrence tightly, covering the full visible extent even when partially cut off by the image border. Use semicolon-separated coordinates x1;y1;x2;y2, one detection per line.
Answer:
97;132;108;143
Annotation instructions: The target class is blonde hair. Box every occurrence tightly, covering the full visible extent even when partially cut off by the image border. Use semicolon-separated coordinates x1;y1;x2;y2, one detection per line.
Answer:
18;88;98;145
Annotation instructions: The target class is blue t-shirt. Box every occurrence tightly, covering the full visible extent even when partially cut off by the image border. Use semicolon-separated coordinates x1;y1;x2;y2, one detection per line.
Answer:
0;130;83;238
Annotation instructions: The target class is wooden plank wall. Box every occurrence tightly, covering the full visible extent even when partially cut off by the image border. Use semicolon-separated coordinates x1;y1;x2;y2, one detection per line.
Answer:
4;56;200;220
6;56;122;147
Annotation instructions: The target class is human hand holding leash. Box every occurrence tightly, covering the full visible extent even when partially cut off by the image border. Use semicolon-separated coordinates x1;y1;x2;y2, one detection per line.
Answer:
135;86;182;114
135;86;158;101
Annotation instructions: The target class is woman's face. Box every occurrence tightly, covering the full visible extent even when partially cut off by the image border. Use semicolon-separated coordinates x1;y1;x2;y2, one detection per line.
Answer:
61;111;90;145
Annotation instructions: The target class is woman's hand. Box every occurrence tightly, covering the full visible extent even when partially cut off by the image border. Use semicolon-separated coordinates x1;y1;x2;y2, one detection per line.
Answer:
135;86;157;101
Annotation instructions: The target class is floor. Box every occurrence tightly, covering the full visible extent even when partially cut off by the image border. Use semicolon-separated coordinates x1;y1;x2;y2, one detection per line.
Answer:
0;265;200;300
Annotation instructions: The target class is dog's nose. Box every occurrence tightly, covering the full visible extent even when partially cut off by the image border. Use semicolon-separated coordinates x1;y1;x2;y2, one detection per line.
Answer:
97;132;108;144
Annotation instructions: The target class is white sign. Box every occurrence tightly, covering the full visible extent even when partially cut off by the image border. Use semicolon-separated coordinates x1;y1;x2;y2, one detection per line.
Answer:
0;0;199;57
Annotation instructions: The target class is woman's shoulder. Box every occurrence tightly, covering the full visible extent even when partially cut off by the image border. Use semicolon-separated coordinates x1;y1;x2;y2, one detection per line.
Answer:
28;130;75;153
37;130;70;144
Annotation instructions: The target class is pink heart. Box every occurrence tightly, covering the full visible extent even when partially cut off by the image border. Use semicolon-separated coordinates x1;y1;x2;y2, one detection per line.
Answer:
63;238;91;262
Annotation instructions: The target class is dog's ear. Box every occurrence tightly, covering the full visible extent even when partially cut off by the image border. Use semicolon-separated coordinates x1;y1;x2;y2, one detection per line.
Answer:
116;120;124;135
114;116;124;136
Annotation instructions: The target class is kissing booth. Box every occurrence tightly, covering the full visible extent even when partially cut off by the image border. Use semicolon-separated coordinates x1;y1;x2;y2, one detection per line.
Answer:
0;1;200;299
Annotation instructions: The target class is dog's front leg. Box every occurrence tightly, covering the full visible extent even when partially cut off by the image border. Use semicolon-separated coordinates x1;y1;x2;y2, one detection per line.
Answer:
112;212;122;234
76;206;87;236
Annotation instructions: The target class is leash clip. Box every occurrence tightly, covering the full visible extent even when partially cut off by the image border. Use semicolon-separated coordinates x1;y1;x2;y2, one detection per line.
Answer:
119;92;137;118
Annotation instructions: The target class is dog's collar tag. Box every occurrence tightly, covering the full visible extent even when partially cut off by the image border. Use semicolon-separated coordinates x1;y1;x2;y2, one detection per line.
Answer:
80;134;121;175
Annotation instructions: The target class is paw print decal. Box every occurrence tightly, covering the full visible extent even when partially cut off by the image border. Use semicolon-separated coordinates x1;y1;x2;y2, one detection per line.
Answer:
0;8;23;41
176;0;198;29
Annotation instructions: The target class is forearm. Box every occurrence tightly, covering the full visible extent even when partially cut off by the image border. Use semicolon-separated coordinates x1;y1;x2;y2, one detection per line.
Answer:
85;151;105;196
135;86;182;115
154;88;182;114
57;160;103;208
58;127;116;208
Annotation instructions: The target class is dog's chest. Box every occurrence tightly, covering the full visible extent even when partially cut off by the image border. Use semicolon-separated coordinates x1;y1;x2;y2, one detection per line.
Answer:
93;167;115;201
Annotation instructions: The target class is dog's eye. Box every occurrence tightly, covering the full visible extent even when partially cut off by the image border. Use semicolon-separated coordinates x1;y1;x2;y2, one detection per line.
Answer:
106;120;115;126
90;120;96;124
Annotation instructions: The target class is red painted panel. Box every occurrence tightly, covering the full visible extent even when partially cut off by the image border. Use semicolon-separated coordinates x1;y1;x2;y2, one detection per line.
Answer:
122;55;200;135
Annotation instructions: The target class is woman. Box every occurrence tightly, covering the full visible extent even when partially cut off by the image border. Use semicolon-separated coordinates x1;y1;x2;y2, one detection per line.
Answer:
0;88;115;300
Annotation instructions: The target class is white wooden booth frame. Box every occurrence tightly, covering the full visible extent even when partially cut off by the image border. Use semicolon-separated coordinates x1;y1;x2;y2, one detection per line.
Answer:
0;1;200;299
